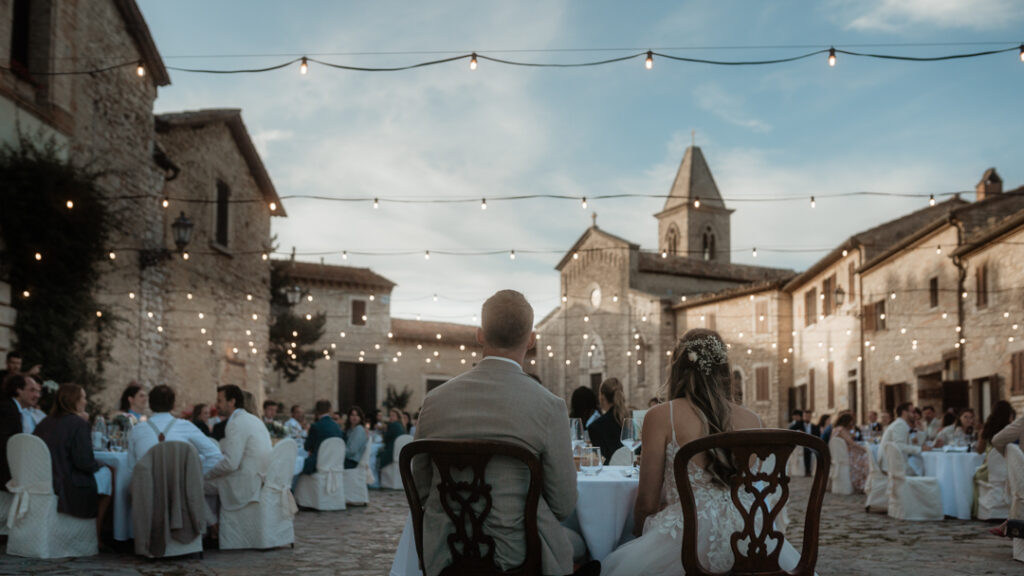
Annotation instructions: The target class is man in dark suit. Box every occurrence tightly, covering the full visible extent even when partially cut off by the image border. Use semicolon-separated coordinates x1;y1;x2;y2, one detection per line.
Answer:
302;399;344;475
0;375;28;490
799;410;821;476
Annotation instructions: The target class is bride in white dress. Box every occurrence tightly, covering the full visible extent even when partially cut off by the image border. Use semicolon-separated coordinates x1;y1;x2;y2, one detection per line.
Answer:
601;329;807;575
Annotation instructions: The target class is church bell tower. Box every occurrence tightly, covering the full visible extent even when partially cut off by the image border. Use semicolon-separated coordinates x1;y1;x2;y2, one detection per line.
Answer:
654;145;733;263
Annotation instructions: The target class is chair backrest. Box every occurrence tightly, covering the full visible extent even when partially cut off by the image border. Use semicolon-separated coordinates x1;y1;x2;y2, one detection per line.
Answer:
399;439;542;576
882;444;907;481
673;429;828;576
1006;444;1024;520
266;438;297;487
609;446;633;466
393;434;414;464
7;433;52;490
317;437;347;472
828;436;849;466
986;447;1008;483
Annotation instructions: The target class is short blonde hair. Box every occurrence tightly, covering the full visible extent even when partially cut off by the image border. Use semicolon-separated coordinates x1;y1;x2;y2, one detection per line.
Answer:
481;290;534;349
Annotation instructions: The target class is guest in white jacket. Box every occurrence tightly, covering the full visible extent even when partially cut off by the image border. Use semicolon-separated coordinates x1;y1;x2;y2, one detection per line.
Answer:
204;385;272;522
127;385;222;475
880;402;932;475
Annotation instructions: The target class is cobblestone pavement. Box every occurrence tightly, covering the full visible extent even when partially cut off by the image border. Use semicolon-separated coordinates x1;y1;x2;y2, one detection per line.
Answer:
0;479;1018;575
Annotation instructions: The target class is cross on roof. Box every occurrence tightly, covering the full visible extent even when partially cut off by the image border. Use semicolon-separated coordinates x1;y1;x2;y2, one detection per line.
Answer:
591;212;597;227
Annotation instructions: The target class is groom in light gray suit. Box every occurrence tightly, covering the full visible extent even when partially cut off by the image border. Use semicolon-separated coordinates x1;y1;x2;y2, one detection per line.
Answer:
412;290;589;576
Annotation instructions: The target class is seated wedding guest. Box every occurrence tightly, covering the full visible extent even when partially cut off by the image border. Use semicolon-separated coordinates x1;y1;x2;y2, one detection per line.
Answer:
879;411;892;429
401;410;412;433
992;411;1024;456
412;290;593;576
833;412;869;492
343;406;368;469
302;400;344;475
1;374;41;490
819;413;833;444
787;409;803;431
191;403;212;436
330;411;346;429
285;404;307;441
921;405;941;442
34;384;112;538
569;386;600;429
588;377;626;465
204;385;272;531
865;410;881;432
128;385;222;475
601;329;807;575
880;402;931;475
409;411;419;437
377;408;407;469
935;407;976;447
210;417;228;441
262;399;278;423
118;382;148;424
972;400;1017;517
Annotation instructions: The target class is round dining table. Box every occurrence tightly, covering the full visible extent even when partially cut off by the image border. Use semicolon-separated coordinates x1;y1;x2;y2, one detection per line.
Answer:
922;449;984;520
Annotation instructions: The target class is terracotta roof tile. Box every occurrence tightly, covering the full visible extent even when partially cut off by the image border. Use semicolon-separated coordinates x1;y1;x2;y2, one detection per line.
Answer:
274;260;396;290
390;318;480;346
637;252;794;283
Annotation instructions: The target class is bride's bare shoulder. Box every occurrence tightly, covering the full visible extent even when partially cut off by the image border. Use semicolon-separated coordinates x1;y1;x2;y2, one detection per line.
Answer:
729;404;763;430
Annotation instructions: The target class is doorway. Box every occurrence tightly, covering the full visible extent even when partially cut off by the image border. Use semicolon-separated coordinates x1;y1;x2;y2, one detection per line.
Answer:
338;361;377;417
882;382;908;416
590;373;603;396
942;380;969;413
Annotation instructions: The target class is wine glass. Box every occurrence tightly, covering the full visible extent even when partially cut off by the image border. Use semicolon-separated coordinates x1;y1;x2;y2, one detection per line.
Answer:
569;418;585;454
620;418;640;470
579;446;602;476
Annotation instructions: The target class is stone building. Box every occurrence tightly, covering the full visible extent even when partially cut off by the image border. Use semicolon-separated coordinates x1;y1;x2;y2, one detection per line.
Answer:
0;1;281;412
535;146;793;409
270;260;482;419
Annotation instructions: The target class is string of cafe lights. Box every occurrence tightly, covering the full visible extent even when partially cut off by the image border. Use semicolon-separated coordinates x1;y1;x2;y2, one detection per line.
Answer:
5;43;1022;78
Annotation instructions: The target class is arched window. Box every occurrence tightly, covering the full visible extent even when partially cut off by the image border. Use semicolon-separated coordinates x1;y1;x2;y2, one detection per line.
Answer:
665;225;679;255
702;227;716;261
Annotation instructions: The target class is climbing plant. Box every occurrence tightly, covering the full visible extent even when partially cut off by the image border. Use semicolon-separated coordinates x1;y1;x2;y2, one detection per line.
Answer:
268;261;326;382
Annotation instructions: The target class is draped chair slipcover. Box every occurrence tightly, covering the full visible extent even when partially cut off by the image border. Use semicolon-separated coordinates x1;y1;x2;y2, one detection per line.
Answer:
0;489;11;536
863;444;888;512
344;436;371;506
608;446;633;467
1005;443;1024;563
379;435;413;491
828;436;854;495
5;433;97;558
219;438;298;550
294;437;347;511
883;443;942;521
976;448;1010;520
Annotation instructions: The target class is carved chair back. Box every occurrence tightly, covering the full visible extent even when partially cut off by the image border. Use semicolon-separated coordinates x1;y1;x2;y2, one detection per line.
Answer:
673;429;829;576
399;439;543;576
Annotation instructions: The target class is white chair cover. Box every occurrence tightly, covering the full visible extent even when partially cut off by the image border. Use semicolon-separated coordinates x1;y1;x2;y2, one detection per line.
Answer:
5;433;97;558
1005;443;1024;563
864;443;888;511
608;446;633;467
828;436;853;495
977;448;1009;520
378;435;413;490
883;443;942;521
294;437;347;511
219;439;298;550
344;437;371;506
131;441;204;558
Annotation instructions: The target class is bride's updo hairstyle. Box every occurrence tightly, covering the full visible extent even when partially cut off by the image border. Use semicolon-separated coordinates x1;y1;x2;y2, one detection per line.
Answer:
668;328;736;484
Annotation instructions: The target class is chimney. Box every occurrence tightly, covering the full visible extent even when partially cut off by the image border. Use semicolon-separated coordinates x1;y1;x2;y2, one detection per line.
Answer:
976;168;1003;202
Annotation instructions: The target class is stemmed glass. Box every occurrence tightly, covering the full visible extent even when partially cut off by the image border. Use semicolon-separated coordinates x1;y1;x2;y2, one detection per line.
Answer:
620;417;642;471
569;418;585;455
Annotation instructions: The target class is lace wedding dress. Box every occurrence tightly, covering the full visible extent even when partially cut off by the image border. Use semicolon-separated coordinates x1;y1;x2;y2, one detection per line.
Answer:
601;402;807;575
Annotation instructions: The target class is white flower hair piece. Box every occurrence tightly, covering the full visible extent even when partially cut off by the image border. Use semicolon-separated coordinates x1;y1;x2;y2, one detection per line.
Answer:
42;380;60;392
683;336;728;375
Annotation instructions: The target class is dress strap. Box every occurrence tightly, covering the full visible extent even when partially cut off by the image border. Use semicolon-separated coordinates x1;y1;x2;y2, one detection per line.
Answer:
668;400;678;445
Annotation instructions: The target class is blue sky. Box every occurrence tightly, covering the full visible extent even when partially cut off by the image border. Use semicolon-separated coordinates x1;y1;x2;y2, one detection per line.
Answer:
137;0;1024;323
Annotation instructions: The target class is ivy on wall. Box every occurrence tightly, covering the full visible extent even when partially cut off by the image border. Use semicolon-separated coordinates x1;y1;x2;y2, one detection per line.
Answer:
268;262;326;382
0;139;114;403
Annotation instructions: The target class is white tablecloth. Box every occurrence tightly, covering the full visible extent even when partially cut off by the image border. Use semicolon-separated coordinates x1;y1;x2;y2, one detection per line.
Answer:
94;450;132;541
922;451;984;520
389;467;639;575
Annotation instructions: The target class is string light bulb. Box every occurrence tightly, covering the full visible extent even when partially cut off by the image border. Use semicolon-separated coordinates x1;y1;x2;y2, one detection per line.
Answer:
661;250;667;259
66;200;74;209
261;252;269;261
470;52;478;71
509;250;516;260
752;247;758;258
424;250;430;260
929;194;935;207
161;197;169;208
34;252;41;261
268;201;277;212
581;197;587;209
645;51;653;70
828;47;836;67
136;62;146;77
810;196;816;208
342;251;348;260
373;198;379;209
300;57;308;75
936;245;942;255
693;196;700;209
481;198;487;210
108;251;116;260
1020;44;1024;63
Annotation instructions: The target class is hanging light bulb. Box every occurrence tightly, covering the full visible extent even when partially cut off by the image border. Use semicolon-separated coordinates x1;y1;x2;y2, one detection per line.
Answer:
1019;44;1024;63
645;51;653;70
752;247;758;258
424;250;430;260
509;250;516;260
34;252;42;261
136;61;146;77
300;57;308;75
936;245;942;255
810;196;816;208
66;200;74;209
661;250;667;259
693;196;700;208
261;252;269;261
342;250;348;260
162;197;169;208
581;197;587;209
373;198;379;209
269;201;277;212
433;293;438;302
929;194;935;207
187;293;193;300
182;251;190;261
828;47;836;67
481;198;487;210
129;292;136;299
469;52;478;71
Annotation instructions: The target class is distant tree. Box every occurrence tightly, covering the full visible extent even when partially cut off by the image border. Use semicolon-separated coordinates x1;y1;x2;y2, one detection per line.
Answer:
268;262;326;382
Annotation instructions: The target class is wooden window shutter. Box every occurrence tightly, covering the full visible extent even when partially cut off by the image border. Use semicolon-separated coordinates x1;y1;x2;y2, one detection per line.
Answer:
756;366;770;401
808;368;816;412
828;361;835;409
863;303;876;332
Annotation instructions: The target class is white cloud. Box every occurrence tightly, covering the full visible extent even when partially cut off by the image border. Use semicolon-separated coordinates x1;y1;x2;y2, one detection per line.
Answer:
251;129;293;159
836;0;1023;32
693;83;772;133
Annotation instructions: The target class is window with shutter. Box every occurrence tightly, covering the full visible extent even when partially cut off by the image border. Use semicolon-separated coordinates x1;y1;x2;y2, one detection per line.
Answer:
929;277;939;308
828;361;835;409
805;289;817;327
351;299;367;326
863;303;876;332
848;262;856;302
976;265;988;308
808;368;816;412
1012;352;1024;395
823;275;836;317
756;366;770;402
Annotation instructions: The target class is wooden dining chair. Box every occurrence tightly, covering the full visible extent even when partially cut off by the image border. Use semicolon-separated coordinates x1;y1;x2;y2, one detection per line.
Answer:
398;439;543;576
673;429;829;576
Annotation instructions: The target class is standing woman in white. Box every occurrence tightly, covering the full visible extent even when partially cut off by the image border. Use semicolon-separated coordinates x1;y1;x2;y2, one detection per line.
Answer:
601;329;807;575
